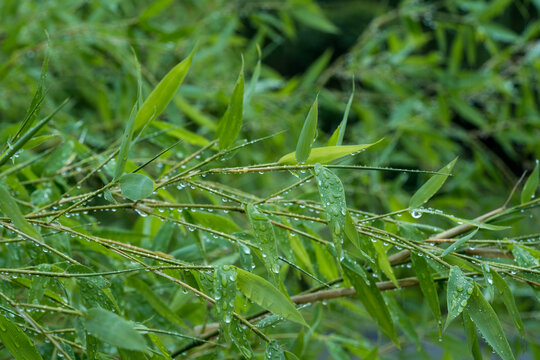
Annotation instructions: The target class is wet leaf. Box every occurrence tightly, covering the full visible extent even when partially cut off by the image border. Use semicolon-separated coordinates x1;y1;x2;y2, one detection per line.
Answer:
411;253;441;326
409;157;457;209
236;267;306;326
0;181;41;240
246;204;280;281
216;62;245;150
441;229;478;257
119;173;154;201
0;313;44;360
328;85;354;147
445;266;473;330
265;340;286;360
213;265;237;343
279;142;380;165
521;160;539;204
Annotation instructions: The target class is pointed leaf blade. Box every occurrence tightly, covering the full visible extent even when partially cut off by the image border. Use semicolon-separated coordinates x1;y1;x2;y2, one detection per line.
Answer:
279;142;380;165
235;268;307;326
0;182;41;240
327;85;354;147
445;266;474;330
216;62;245;150
409;157;457;209
0;313;44;360
410;253;441;325
521;160;539;204
295;96;318;163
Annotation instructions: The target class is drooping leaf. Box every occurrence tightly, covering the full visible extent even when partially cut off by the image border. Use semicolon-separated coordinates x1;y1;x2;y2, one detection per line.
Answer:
521;160;539;203
441;229;478;257
314;164;346;260
216;62;245;150
265;340;286;360
344;212;377;265
409;157;457;209
373;240;398;287
134;49;194;135
295;96;318;164
246;204;280;281
119;173;154;201
445;266;473;330
410;253;441;326
466;285;515;360
341;257;398;344
0;313;44;360
235;268;306;326
0;182;41;240
213;265;237;342
151;120;210;146
83;308;147;352
462;309;483;360
279;142;380;165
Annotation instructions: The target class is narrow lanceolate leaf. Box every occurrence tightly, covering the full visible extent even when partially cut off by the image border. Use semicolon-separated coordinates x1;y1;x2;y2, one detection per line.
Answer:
83;308;147;352
521;159;539;203
373;240;398;287
344;212;378;265
0;313;44;360
265;340;286;360
119;173;154;201
409;157;457;209
327;85;354;147
485;267;524;337
134;49;195;135
410;253;441;326
462;309;483;360
114;102;138;180
466;285;515;360
216;62;245;150
246;204;280;280
279;142;380;165
214;265;237;342
295;96;318;163
341;257;398;345
441;228;478;257
314;164;346;260
445;266;473;330
235;267;307;326
0;182;41;240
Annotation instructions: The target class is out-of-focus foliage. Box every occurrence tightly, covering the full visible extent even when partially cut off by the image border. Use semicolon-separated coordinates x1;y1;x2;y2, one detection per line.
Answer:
0;0;539;359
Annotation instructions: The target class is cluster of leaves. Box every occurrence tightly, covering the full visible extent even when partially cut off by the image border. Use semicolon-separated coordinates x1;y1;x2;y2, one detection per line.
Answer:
0;0;539;359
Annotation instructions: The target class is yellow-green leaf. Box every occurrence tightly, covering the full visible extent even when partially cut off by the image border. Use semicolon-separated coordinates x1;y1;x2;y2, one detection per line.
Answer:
134;49;194;135
409;157;457;209
295;96;318;163
0;182;41;240
521;160;539;204
216;62;244;150
235;267;307;326
279;142;380;165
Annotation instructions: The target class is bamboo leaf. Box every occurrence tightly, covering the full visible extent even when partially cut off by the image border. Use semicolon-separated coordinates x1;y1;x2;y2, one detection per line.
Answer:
216;61;245;150
83;308;147;352
466;285;515;360
278;142;381;165
462;309;483;360
0;313;44;360
314;164;346;260
521;160;539;204
114;103;138;180
373;240;398;287
409;157;457;209
486;267;524;337
235;267;307;326
0;181;41;240
119;173;154;201
445;266;473;330
341;257;398;345
214;265;237;343
295;96;318;164
327;84;354;147
441;229;478;257
410;253;441;326
134;49;194;135
265;340;286;360
246;204;280;281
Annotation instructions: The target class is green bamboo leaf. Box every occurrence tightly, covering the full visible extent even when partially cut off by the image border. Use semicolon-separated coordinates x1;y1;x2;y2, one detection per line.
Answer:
134;49;194;135
341;257;398;345
189;210;241;234
216;62;245;150
441;229;478;257
466;285;515;360
151;120;210;146
295;96;318;164
419;208;509;231
462;309;483;360
148;333;172;360
246;204;280;281
0;313;44;360
485;267;524;337
327;85;354;147
213;265;237;342
344;212;377;265
410;253;441;326
445;266;473;330
119;173;154;201
314;164;346;260
265;340;286;360
278;142;381;165
83;308;147;352
373;240;398;287
0;182;41;240
114;103;138;180
235;267;307;326
521;160;539;204
409;157;457;209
